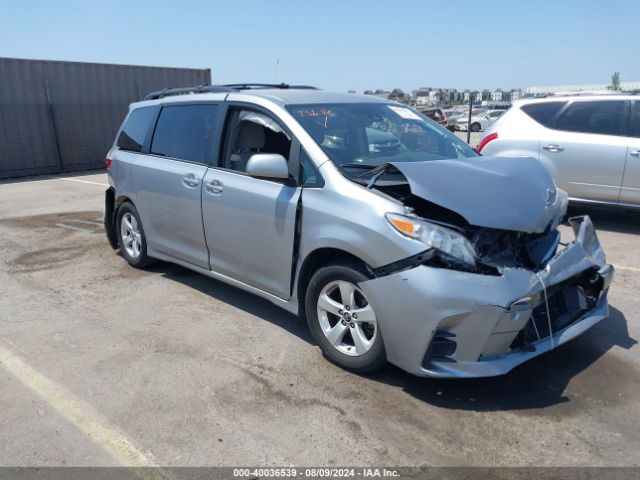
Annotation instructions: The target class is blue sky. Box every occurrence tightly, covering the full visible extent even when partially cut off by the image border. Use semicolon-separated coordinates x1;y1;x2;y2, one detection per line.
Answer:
0;0;637;92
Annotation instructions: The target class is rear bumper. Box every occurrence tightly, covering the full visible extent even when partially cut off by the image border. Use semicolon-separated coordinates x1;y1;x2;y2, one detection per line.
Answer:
359;215;613;378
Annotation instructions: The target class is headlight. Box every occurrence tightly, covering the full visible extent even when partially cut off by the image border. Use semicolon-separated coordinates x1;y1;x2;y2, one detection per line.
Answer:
386;213;477;267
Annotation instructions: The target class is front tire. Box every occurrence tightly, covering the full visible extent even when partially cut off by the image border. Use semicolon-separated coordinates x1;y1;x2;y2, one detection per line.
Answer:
471;122;481;132
305;262;386;373
116;202;154;268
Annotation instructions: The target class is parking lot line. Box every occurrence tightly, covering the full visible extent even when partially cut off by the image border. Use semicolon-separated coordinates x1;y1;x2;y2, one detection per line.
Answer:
55;223;95;233
0;341;157;467
58;177;109;187
616;265;640;273
70;219;104;226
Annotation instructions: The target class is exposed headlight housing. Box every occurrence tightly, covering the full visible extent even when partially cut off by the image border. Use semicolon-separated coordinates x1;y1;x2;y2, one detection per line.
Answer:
386;213;477;267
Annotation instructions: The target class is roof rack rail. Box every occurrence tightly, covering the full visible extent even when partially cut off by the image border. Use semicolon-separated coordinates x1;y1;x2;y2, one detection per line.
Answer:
222;83;318;90
143;83;319;101
143;84;235;100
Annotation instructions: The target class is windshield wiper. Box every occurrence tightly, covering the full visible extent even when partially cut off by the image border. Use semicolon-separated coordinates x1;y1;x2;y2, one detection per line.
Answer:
357;163;405;189
338;163;377;170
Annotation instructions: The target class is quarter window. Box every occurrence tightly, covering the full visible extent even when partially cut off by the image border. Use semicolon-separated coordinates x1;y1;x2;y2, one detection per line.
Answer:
633;102;640;137
521;101;567;127
151;104;218;163
555;100;626;136
300;149;323;187
117;106;158;152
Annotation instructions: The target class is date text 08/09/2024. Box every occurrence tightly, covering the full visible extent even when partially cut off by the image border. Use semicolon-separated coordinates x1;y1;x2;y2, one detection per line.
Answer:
232;468;401;478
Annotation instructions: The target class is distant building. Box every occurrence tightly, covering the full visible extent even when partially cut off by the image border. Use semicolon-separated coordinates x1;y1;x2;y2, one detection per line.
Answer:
491;89;503;101
463;90;482;103
414;87;461;106
415;88;432;106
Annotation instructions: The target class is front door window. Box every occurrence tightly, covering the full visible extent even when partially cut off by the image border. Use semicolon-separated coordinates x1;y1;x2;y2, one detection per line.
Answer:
222;109;292;172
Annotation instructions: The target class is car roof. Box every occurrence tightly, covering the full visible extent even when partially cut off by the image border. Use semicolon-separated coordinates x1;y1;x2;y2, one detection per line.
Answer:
514;94;638;107
131;88;392;109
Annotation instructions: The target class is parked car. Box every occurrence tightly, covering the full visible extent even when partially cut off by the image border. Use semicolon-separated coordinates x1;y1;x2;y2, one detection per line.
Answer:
479;95;640;208
418;106;448;126
323;127;402;154
456;109;504;132
105;84;613;378
443;109;468;131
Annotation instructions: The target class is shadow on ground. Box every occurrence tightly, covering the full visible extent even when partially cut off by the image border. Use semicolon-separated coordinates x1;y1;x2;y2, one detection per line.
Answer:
368;306;636;411
567;204;640;235
150;262;636;412
155;262;313;345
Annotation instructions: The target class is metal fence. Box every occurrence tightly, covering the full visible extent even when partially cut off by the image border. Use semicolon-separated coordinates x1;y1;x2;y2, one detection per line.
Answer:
455;101;505;149
417;101;509;149
0;58;211;179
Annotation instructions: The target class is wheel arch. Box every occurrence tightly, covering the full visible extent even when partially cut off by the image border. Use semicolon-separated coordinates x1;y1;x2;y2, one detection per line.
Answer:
113;194;135;222
106;192;136;249
296;247;373;315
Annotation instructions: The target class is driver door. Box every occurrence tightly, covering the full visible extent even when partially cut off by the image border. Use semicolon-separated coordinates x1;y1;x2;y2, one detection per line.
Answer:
201;106;301;299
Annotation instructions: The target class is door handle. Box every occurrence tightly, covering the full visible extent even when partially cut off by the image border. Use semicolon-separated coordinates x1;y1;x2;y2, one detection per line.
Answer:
630;150;640;158
205;179;224;195
182;174;200;188
543;144;564;152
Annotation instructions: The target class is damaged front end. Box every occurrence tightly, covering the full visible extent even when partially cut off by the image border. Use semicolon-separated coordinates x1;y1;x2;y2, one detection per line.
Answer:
358;157;613;378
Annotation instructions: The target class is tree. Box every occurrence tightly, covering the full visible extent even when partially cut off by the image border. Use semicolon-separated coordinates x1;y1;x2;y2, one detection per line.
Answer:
610;72;621;91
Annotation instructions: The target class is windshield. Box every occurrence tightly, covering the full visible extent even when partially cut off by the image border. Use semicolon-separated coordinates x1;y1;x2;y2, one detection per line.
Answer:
286;103;478;176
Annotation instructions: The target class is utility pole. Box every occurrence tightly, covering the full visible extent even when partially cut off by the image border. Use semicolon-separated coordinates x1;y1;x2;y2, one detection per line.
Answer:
466;94;473;144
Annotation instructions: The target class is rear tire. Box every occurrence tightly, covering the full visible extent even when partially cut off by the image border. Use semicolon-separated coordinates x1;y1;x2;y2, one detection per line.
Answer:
116;202;155;268
305;262;387;373
471;122;481;132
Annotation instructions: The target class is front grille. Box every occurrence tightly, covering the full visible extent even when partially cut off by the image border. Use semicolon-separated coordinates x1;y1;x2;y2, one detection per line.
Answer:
511;268;604;349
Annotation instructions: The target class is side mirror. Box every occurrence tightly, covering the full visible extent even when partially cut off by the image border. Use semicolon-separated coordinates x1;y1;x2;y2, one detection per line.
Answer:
246;153;289;180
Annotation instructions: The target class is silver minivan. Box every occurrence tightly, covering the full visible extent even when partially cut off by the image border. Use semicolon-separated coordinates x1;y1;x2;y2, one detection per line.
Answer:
479;95;640;208
105;84;613;378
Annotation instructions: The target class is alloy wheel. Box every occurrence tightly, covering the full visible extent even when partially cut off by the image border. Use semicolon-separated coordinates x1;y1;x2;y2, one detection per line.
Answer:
316;280;377;356
120;212;142;259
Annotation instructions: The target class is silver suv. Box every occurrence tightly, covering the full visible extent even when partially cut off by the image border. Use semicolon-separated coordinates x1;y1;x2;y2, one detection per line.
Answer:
479;95;640;208
104;84;613;378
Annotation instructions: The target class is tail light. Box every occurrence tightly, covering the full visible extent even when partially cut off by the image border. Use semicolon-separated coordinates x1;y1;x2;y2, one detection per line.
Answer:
106;157;112;169
477;132;498;153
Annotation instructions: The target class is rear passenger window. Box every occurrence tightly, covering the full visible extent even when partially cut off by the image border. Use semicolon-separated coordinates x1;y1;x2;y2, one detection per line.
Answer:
151;104;218;163
117;106;158;152
555;100;626;136
521;101;567;127
633;102;640;137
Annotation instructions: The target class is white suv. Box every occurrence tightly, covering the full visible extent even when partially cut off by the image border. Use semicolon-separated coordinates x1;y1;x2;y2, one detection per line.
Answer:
479;95;640;208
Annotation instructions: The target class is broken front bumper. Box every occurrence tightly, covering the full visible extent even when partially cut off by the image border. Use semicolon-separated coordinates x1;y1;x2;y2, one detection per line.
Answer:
359;216;614;378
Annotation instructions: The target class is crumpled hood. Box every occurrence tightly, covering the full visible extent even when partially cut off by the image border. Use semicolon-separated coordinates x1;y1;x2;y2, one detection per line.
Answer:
390;156;564;233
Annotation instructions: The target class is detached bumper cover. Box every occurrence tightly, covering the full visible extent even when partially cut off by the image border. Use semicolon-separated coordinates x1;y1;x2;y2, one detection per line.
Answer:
359;216;613;378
